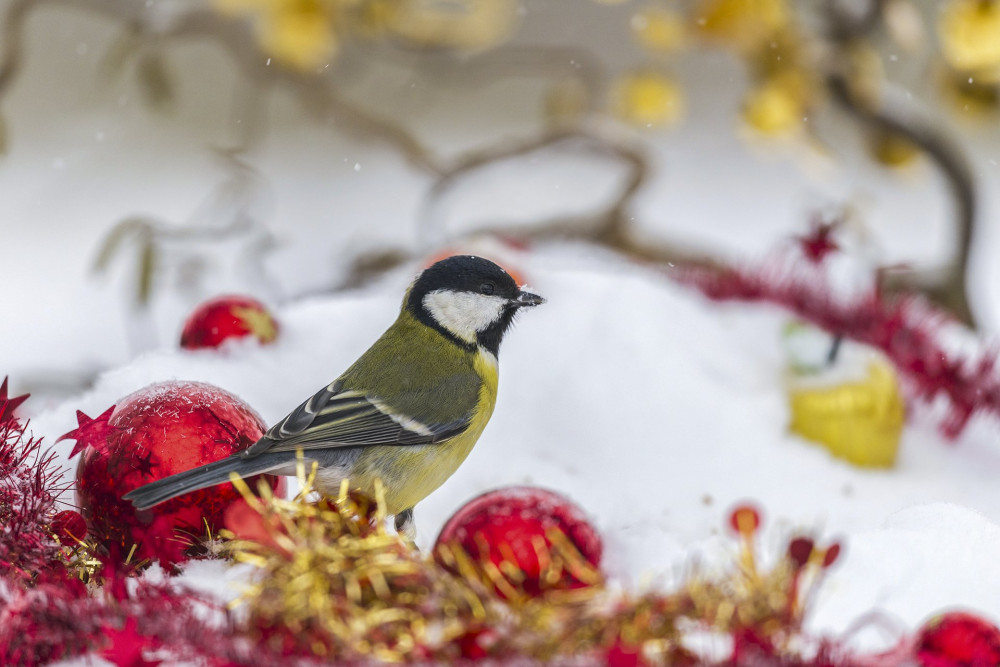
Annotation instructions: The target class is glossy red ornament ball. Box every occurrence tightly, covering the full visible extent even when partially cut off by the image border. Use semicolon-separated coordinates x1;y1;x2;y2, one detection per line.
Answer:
915;610;1000;667
180;295;279;350
50;510;87;544
433;486;603;598
70;381;285;566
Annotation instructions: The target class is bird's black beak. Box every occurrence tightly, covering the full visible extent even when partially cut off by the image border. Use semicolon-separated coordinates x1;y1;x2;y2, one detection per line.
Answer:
513;289;545;307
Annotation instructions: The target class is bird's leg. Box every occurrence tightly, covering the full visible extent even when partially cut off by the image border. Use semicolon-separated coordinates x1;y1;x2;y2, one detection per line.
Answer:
394;507;415;541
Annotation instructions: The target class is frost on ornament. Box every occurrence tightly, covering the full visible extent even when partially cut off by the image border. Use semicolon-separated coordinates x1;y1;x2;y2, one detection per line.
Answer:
64;381;285;567
433;486;603;600
179;294;279;350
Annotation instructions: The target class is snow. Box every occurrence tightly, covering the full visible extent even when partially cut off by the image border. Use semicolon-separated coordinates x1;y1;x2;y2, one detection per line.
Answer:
24;246;1000;654
7;0;1000;659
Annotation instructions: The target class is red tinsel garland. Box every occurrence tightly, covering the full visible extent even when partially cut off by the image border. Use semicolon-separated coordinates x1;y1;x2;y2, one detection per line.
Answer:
0;379;70;586
3;241;1000;667
673;260;996;438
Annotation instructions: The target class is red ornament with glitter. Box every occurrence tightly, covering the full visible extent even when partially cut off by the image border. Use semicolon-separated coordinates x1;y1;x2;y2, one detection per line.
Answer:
64;381;285;566
915;610;1000;667
180;295;279;350
433;486;603;599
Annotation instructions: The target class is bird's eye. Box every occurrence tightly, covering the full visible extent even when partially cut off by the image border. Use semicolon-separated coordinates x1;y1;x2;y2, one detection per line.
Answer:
480;282;495;295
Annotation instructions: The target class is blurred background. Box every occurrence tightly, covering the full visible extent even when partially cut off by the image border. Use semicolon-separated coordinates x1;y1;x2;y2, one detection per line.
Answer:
1;0;998;406
12;1;1000;638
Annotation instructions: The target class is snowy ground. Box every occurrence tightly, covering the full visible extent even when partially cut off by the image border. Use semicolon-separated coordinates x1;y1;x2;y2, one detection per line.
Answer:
27;244;1000;656
7;0;1000;660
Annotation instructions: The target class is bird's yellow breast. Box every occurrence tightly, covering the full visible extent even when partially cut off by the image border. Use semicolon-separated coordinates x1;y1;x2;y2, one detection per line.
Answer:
350;348;499;515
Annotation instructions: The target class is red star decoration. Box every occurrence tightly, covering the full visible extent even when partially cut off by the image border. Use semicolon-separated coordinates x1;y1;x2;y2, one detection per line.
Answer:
99;617;162;667
133;450;157;477
797;220;840;264
132;515;189;569
0;376;29;425
58;405;116;458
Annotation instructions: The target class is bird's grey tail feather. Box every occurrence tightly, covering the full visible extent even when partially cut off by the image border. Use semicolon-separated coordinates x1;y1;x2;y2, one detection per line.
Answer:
123;455;283;510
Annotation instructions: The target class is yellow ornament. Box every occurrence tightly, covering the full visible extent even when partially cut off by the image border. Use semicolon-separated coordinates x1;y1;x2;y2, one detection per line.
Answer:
213;0;338;69
868;128;921;168
942;71;1000;113
262;1;338;69
939;0;1000;74
631;6;688;54
741;70;808;136
386;0;519;51
787;359;905;468
612;70;684;127
695;0;789;52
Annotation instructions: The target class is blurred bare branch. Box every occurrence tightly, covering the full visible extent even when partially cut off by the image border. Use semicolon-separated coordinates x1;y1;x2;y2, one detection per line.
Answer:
418;127;644;245
93;151;277;308
826;73;976;326
335;123;720;289
823;0;977;328
0;0;982;331
0;0;31;114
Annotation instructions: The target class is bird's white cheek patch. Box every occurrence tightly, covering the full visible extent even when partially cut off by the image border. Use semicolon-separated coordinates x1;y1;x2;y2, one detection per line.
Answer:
423;290;506;343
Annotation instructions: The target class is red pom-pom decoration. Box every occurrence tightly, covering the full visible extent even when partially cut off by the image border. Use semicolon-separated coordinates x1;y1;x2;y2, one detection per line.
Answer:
50;510;87;544
787;537;814;569
728;503;761;536
433;486;603;599
180;295;279;350
65;381;285;566
915;610;1000;667
822;541;842;568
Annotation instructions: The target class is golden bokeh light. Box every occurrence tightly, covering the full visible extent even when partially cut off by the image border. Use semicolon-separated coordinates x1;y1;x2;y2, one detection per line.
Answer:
631;6;688;54
612;70;684;127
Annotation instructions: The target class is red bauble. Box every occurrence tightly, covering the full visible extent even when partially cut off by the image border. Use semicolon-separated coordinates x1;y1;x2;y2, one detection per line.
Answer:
67;381;285;566
50;510;87;544
434;486;603;598
915;610;1000;667
180;295;279;350
606;640;646;667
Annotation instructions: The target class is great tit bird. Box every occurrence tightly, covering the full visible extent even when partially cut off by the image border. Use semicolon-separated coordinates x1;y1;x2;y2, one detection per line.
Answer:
124;255;544;536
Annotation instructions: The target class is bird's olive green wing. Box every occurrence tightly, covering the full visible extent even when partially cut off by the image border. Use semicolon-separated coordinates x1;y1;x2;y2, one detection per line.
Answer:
241;381;473;458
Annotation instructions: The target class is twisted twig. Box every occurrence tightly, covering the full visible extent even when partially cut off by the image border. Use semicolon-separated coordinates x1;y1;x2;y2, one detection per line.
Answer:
823;0;977;327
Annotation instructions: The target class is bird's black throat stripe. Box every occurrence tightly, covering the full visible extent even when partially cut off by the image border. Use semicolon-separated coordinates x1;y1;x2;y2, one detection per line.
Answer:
476;307;517;357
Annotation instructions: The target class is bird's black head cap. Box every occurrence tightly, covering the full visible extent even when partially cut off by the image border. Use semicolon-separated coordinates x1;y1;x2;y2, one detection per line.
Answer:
407;255;540;356
409;255;519;303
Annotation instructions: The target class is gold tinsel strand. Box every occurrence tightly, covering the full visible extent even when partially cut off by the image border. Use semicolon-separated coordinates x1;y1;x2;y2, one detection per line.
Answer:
224;466;842;663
